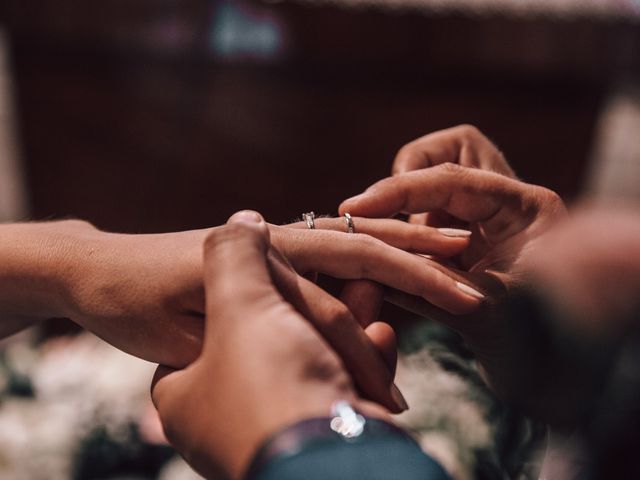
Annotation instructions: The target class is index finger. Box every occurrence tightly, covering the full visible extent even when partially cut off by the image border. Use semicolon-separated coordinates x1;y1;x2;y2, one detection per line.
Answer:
340;163;546;242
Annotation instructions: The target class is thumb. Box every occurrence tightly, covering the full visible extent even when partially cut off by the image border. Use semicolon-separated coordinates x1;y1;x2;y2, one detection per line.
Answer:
202;210;281;343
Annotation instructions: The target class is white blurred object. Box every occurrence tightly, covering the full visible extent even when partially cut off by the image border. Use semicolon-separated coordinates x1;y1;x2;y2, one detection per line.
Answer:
394;348;494;480
158;457;205;480
0;334;205;479
585;84;640;202
0;29;28;222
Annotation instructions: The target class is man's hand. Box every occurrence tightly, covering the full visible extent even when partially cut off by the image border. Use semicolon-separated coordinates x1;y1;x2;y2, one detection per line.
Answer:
151;211;391;479
339;126;566;396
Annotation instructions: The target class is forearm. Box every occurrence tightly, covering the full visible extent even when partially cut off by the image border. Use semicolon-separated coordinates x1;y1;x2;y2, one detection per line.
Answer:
0;220;92;337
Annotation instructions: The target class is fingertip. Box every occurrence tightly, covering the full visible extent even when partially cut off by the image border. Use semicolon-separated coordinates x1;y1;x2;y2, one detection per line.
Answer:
443;240;471;258
204;211;271;262
225;209;270;245
227;210;268;233
202;210;274;307
150;365;178;406
339;194;365;216
365;322;397;376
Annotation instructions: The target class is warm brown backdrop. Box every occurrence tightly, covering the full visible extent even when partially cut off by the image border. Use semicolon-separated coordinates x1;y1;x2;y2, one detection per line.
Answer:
3;0;640;233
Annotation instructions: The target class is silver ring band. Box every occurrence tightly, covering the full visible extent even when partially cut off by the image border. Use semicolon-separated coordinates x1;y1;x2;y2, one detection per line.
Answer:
302;212;316;230
344;213;355;234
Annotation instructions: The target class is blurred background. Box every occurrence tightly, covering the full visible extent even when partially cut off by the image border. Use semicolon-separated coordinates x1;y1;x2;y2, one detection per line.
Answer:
0;1;639;479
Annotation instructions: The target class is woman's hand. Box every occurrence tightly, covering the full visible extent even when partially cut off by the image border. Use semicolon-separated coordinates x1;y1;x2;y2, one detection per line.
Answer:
151;211;391;479
0;213;478;369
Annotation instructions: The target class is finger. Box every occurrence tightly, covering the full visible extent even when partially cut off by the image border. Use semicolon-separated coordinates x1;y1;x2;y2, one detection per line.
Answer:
340;280;384;328
267;251;408;412
385;268;506;332
279;229;483;314
150;365;179;408
149;364;192;446
340;164;547;243
203;210;280;340
365;322;397;377
392;125;515;178
279;217;471;257
408;212;428;225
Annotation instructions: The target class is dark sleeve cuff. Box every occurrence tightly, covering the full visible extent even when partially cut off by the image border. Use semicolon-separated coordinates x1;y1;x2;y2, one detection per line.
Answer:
245;417;451;480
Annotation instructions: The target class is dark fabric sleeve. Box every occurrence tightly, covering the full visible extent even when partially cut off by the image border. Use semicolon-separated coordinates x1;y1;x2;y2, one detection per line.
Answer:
245;418;451;480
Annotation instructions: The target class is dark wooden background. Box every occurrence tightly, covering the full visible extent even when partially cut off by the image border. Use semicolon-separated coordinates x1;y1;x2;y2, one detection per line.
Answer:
2;0;640;233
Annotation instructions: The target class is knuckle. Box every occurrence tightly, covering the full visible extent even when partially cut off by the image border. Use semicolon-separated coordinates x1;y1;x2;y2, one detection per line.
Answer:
395;143;416;161
533;187;565;213
541;187;562;205
354;232;379;249
325;302;355;331
436;161;465;175
352;234;384;276
304;349;349;384
455;123;482;140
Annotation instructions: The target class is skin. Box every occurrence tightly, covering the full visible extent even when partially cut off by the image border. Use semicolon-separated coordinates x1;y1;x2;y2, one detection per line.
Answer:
151;211;392;480
521;204;640;341
0;208;482;410
500;205;640;427
339;125;567;398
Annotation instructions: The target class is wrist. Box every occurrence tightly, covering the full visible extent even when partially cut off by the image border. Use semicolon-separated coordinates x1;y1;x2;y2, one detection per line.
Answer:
0;220;99;332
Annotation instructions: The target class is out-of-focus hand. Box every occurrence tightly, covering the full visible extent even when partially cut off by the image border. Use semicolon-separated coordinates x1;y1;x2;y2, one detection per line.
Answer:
521;204;640;340
500;205;640;426
151;211;391;479
339;128;566;395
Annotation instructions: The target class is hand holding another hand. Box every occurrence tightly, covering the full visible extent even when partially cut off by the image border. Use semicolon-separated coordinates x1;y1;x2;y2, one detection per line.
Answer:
151;211;393;479
339;125;567;396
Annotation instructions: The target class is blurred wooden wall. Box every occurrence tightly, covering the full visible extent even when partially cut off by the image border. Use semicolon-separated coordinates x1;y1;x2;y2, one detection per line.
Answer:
2;0;639;233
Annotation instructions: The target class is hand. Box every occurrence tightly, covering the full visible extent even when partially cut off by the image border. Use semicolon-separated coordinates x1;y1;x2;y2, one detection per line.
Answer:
392;124;515;177
333;124;520;328
65;216;479;367
151;211;391;479
499;205;640;425
520;204;640;340
0;212;478;369
393;124;517;228
339;128;566;396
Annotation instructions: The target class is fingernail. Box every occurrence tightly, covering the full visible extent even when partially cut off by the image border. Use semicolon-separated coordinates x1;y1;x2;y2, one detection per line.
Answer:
390;383;409;411
438;228;472;238
229;210;263;224
456;281;485;300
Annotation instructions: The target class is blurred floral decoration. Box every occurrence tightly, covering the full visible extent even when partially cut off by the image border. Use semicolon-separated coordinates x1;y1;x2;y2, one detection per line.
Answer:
0;333;202;480
0;321;542;480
